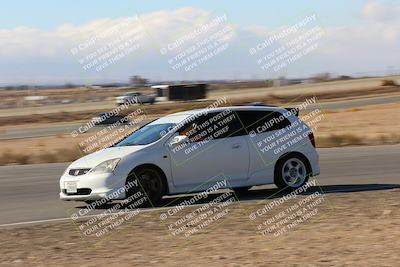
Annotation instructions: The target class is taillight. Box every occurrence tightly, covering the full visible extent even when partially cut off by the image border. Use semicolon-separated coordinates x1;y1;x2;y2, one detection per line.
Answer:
308;132;316;147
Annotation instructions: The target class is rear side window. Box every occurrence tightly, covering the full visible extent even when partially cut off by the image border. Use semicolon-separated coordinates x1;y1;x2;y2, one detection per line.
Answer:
237;110;291;134
177;110;243;141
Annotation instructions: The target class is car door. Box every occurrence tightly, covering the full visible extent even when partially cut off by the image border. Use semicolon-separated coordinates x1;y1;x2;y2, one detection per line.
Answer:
166;110;250;188
236;110;292;183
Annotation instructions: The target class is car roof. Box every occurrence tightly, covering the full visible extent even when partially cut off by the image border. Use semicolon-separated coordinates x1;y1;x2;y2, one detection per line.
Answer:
170;106;289;117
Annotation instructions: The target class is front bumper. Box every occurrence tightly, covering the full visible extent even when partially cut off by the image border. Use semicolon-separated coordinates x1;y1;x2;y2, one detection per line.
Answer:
59;172;127;201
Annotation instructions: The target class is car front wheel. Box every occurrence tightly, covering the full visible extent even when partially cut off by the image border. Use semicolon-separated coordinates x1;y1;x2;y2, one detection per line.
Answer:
126;168;165;207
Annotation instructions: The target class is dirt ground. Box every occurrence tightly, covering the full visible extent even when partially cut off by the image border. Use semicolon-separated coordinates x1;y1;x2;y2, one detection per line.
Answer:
1;188;399;266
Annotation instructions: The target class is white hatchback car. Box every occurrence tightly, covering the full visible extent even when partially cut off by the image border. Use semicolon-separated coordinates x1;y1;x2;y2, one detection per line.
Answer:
60;106;319;204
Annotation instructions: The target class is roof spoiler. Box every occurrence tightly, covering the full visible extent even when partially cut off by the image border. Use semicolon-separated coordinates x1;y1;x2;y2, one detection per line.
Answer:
246;102;299;116
284;107;300;116
247;102;276;107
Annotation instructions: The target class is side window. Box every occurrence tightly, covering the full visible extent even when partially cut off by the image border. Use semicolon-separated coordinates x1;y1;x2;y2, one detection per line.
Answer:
177;110;244;142
237;110;291;135
177;115;208;142
210;110;243;139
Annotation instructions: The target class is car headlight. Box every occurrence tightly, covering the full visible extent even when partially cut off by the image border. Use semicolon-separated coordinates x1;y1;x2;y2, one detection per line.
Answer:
90;158;121;174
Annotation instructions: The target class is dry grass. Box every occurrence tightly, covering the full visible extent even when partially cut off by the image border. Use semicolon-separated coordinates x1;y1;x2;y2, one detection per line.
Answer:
316;133;400;148
315;102;400;138
319;134;364;147
0;148;82;165
0;111;98;126
0;128;132;165
382;79;398;86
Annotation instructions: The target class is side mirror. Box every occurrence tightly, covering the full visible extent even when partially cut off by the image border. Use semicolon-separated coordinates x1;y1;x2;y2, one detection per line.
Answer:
169;135;189;146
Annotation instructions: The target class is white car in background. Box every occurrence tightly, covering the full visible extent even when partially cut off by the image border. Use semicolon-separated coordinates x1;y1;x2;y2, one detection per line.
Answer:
60;106;319;204
116;91;155;105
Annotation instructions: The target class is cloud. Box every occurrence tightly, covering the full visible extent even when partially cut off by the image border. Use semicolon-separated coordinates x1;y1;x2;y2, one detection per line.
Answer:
0;8;214;59
0;8;243;84
0;6;399;84
362;0;400;23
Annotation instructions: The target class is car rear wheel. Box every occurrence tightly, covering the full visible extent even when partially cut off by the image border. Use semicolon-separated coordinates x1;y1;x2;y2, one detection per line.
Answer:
275;155;310;191
126;168;165;206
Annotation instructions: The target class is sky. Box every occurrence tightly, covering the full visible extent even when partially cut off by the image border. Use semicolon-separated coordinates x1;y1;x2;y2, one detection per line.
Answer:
0;0;399;85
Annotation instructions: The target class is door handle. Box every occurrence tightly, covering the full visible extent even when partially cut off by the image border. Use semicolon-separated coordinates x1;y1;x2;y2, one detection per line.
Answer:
232;143;241;149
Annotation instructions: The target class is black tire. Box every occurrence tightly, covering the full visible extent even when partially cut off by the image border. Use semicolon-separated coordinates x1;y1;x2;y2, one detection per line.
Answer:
126;167;165;206
274;154;310;191
233;186;251;195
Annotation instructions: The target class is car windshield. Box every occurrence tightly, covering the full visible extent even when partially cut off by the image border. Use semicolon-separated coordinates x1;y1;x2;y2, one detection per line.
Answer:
125;92;139;96
115;123;176;146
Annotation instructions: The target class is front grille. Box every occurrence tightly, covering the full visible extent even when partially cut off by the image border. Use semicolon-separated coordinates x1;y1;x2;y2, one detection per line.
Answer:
69;168;91;176
63;188;92;196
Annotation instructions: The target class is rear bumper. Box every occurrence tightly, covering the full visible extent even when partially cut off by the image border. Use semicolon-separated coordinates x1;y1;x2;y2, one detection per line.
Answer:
308;149;320;176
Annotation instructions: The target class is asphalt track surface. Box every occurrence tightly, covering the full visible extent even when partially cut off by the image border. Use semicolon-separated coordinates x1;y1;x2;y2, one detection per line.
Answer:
1;94;399;140
0;145;399;227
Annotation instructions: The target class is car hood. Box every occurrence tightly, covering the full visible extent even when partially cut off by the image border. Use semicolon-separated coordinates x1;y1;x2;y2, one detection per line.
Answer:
116;96;130;100
68;145;146;169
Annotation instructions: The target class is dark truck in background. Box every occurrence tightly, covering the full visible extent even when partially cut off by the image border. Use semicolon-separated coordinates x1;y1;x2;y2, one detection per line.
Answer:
152;83;207;101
